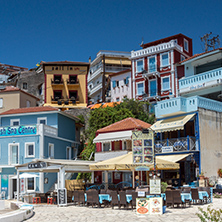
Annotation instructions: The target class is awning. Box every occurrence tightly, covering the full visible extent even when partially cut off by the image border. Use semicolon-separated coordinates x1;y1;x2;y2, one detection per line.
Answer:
11;173;39;179
93;130;132;143
151;113;195;132
157;154;190;163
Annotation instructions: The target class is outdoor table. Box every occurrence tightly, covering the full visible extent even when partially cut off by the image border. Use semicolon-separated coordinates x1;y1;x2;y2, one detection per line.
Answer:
99;194;111;204
125;193;166;203
198;191;209;200
181;193;192;202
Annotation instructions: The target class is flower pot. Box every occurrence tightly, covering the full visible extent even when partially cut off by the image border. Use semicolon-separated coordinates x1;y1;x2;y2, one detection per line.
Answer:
199;176;205;180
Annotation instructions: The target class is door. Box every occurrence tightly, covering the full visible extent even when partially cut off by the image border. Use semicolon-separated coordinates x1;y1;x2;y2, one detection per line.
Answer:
150;80;157;96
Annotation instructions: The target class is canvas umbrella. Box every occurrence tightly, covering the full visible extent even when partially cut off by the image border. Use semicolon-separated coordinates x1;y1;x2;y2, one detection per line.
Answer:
11;173;39;179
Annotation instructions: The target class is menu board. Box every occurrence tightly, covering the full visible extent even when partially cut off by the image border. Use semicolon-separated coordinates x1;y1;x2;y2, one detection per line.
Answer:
149;197;163;215
150;178;161;194
136;198;150;215
58;188;67;206
132;130;154;164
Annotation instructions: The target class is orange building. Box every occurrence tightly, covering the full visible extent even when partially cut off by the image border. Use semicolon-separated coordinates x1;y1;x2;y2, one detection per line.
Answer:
42;61;89;110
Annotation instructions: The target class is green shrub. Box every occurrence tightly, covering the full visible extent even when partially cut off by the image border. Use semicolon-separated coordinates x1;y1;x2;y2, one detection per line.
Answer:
196;205;222;222
161;181;168;193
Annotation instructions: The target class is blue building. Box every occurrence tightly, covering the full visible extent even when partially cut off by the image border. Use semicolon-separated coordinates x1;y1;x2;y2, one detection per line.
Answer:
152;48;222;186
0;106;80;199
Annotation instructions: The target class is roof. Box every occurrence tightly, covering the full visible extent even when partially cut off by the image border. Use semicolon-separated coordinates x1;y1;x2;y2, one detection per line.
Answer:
97;117;151;133
109;69;131;77
0;106;58;116
41;60;89;66
142;33;192;49
179;47;222;64
89;102;120;109
0;86;40;100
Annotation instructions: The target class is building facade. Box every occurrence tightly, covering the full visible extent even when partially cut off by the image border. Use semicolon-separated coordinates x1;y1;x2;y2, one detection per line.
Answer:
0;106;79;199
110;69;131;102
131;34;193;105
42;61;89;110
88;51;131;104
0;86;39;113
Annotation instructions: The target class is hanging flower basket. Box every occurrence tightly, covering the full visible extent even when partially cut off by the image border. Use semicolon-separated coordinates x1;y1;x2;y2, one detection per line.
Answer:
218;169;222;178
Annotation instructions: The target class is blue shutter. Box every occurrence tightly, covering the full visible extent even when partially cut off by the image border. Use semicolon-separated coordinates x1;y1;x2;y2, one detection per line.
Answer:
126;77;129;84
113;81;116;88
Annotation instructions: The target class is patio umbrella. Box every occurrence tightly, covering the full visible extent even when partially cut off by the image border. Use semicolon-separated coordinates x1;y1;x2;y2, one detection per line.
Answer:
90;152;179;171
11;173;39;179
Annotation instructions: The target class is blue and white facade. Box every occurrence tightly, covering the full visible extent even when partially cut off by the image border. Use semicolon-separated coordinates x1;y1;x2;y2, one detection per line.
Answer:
0;107;79;199
152;48;222;186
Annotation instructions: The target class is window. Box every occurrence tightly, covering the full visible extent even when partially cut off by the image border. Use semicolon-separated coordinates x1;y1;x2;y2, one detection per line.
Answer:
53;91;62;101
25;143;35;158
116;97;120;102
23;82;28;90
116;81;119;87
26;100;31;107
69;75;77;84
53;75;62;83
9;143;19;165
27;178;35;191
122;141;127;150
184;39;189;52
52;67;54;70
55;67;58;70
148;57;156;72
37;117;47;125
162;77;170;91
181;55;185;61
66;147;71;160
10;119;20;126
124;77;129;85
0;98;3;108
136;60;144;72
69;91;78;100
136;82;144;95
161;53;169;67
48;143;54;159
102;143;110;152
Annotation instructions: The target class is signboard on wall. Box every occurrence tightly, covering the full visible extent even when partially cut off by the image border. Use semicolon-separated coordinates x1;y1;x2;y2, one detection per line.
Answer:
149;197;163;215
0;125;37;137
136;198;150;215
150;178;161;194
58;188;67;206
28;162;47;169
1;175;8;197
132;130;154;164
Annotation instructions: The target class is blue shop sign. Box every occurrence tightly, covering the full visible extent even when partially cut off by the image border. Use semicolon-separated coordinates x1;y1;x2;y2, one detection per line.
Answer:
0;125;37;136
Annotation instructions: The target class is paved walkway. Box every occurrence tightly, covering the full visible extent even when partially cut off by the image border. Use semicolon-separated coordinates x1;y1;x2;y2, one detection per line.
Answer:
27;198;222;222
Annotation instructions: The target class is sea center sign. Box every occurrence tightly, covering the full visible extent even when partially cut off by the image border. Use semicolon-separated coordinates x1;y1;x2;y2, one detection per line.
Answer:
0;125;37;136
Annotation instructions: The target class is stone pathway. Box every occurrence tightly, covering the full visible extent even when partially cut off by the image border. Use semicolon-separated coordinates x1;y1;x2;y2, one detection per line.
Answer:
27;198;222;222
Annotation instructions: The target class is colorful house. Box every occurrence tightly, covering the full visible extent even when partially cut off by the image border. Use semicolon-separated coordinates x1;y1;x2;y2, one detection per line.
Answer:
131;33;193;106
0;106;79;199
42;61;89;110
93;117;151;184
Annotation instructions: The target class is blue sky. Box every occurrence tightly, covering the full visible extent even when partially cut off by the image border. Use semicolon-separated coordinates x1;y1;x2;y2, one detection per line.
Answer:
1;0;222;69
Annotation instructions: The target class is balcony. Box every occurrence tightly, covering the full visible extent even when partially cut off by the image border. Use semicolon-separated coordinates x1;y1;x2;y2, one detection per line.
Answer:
155;96;222;118
140;66;160;78
179;67;222;95
88;66;102;82
67;79;79;85
131;40;183;59
88;82;102;96
51;96;79;105
51;79;64;85
155;136;198;154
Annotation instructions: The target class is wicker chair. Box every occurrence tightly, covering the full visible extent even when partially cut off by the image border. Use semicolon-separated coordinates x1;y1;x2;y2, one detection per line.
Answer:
73;190;79;205
191;188;203;205
119;191;128;209
172;190;184;208
78;190;85;206
131;191;138;209
165;190;174;207
110;191;119;209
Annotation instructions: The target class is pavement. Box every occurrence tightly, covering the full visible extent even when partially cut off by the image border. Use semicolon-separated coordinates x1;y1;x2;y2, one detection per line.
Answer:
27;198;222;222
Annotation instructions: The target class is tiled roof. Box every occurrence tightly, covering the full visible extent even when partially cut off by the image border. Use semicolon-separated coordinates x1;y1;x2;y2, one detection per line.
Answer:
0;106;58;116
97;117;151;133
41;61;89;65
179;47;222;64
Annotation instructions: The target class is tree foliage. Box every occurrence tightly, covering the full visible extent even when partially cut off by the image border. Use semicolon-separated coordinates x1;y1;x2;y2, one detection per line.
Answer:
80;99;155;160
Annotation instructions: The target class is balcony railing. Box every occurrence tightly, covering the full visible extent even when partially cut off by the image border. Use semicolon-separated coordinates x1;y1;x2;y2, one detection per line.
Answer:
88;82;102;96
155;96;222;118
179;67;222;94
155;136;198;154
67;79;79;85
51;79;64;84
131;40;183;59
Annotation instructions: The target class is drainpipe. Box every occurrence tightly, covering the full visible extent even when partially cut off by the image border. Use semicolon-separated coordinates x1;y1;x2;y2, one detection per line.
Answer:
102;54;106;102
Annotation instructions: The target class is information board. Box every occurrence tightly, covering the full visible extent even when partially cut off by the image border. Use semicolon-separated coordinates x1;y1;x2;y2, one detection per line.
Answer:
58;188;67;206
132;130;154;164
136;198;150;215
150;178;161;194
149;197;163;215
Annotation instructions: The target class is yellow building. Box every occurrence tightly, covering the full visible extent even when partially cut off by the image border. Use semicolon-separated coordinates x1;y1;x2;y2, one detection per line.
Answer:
42;61;89;110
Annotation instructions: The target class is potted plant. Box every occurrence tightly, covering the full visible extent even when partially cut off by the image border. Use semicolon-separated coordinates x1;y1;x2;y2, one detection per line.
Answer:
218;169;222;178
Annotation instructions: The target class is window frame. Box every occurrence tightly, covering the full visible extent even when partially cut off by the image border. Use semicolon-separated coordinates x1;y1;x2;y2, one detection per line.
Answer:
122;141;127;150
8;143;20;165
37;117;47;125
161;76;171;91
102;142;111;152
181;55;185;61
149;79;157;97
48;143;54;159
0;98;3;108
10;119;20;126
136;59;144;73
160;52;169;67
148;56;157;73
66;146;72;160
26;177;36;192
25;142;35;158
136;81;145;96
23;82;28;90
184;39;189;52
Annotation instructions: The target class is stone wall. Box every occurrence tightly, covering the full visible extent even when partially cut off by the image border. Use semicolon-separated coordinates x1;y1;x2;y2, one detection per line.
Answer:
198;108;222;177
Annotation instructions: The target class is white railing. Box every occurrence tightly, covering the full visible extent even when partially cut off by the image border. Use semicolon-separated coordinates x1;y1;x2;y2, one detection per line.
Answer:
88;82;102;96
131;40;183;59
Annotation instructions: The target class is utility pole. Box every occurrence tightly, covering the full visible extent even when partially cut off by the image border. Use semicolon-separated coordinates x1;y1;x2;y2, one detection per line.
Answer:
102;54;106;102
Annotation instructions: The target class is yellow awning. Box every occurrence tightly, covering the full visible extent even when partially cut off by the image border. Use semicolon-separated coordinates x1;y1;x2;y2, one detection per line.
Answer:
151;113;195;133
90;152;179;171
157;154;190;163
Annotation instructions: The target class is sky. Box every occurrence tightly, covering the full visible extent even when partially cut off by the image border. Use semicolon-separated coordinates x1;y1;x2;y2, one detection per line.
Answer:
1;0;222;69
